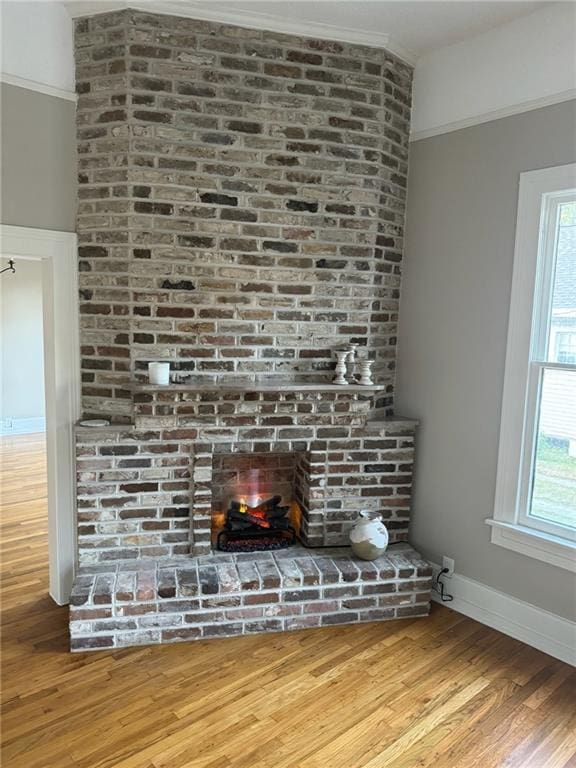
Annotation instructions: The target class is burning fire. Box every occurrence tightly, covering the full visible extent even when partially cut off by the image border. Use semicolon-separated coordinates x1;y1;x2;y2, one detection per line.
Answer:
211;495;303;551
233;497;271;527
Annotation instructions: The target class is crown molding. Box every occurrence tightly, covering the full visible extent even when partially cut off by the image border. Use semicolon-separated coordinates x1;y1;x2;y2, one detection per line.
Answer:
410;88;576;142
64;1;418;65
0;72;77;103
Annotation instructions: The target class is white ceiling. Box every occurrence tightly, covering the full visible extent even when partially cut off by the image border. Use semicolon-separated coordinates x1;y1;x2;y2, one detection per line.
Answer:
64;0;554;63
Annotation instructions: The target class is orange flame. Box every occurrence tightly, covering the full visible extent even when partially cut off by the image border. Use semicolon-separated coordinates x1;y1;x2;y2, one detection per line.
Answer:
239;498;247;514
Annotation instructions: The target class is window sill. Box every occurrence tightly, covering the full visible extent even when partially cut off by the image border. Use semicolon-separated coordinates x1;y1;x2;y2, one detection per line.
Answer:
486;519;576;572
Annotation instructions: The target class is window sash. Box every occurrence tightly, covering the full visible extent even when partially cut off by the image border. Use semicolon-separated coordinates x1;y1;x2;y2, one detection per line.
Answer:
517;361;576;541
530;191;575;364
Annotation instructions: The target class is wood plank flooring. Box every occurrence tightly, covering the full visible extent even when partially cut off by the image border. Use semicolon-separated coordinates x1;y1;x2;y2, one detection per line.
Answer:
1;433;575;768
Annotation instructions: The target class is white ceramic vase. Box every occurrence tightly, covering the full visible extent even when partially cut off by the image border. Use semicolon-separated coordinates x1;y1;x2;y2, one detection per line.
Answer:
349;511;389;560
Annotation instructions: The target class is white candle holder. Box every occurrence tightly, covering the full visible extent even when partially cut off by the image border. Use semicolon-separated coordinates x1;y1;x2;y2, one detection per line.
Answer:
333;350;349;385
358;359;374;386
345;343;358;382
148;362;170;386
345;350;355;382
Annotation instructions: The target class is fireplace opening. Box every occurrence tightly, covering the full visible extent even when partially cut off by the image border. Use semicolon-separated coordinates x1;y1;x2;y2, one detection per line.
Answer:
210;453;305;552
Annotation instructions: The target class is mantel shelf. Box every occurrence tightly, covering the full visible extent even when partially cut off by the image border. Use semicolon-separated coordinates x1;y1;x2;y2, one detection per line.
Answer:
128;381;387;394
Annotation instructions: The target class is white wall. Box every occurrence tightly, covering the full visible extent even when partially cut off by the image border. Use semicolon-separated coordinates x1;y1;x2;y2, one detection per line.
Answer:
0;0;74;95
1;258;46;427
411;3;576;140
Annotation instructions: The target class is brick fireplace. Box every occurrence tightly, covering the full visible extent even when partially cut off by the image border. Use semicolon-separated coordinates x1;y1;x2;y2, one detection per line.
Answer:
69;10;432;650
72;386;430;649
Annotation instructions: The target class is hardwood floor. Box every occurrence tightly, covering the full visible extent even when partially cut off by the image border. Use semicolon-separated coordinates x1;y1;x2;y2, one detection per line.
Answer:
1;434;575;768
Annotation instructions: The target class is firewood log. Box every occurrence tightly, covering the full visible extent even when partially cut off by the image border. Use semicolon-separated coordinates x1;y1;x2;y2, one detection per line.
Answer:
229;495;282;516
227;509;270;528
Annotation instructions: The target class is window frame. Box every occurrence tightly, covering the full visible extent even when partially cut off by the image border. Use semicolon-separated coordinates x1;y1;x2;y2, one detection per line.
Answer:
488;163;576;572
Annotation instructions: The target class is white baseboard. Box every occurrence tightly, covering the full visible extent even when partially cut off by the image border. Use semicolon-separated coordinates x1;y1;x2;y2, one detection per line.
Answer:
0;417;46;436
431;564;576;667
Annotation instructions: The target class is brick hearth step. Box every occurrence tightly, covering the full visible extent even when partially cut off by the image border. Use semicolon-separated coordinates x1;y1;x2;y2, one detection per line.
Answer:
69;544;432;651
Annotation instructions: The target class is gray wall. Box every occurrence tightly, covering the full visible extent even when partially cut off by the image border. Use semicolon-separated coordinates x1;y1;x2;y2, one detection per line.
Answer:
1;258;45;421
0;82;76;230
397;100;576;622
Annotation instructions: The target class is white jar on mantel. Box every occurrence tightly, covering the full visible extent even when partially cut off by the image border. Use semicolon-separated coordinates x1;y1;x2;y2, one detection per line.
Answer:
148;361;170;386
349;511;389;560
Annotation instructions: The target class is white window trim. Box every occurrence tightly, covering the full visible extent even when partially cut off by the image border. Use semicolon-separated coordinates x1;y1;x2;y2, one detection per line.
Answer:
488;163;576;572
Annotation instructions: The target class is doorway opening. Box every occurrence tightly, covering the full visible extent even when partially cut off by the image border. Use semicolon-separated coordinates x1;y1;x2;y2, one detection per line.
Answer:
1;258;46;437
0;225;79;604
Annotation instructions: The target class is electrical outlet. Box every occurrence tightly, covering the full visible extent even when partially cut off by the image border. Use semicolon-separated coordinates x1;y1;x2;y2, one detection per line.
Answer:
442;556;455;577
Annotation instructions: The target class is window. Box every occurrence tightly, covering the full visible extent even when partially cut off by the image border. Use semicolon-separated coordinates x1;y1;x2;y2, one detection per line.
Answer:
489;164;576;571
556;333;576;364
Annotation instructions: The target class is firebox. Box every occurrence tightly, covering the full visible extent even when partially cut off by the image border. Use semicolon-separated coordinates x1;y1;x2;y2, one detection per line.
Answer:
217;495;297;552
211;453;304;552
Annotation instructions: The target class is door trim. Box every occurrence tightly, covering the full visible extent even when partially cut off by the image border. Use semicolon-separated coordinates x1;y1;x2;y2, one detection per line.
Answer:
1;224;79;604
